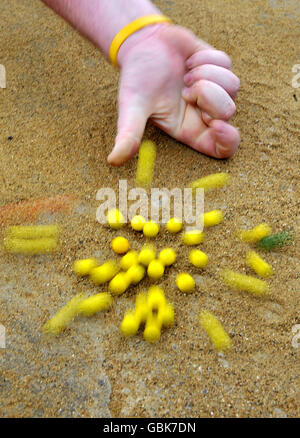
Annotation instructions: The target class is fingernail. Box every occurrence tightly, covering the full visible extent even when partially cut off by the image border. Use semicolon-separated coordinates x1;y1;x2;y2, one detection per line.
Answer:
215;125;224;136
215;143;231;159
215;143;225;158
184;73;192;86
186;58;192;68
182;87;189;100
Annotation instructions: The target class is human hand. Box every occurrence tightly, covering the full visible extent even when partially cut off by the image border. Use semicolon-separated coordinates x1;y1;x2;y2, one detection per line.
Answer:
108;24;240;166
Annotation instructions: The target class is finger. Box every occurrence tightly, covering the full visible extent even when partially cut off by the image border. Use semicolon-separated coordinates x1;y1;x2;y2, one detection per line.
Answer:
186;49;232;71
108;97;148;166
186;119;240;158
184;65;240;98
189;123;240;158
182;79;236;120
201;112;213;125
210;119;240;158
173;104;239;158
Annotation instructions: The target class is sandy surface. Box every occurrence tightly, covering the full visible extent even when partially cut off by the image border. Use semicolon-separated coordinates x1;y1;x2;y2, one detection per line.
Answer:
0;0;299;418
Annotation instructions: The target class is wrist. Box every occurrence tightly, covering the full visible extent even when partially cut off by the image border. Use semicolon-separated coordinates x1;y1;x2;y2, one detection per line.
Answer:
117;22;171;68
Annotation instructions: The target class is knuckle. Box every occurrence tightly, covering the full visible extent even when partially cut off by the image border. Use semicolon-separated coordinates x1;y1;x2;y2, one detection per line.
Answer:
193;79;206;93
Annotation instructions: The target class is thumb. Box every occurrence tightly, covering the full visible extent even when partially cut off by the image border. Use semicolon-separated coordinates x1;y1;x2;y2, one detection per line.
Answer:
108;94;149;166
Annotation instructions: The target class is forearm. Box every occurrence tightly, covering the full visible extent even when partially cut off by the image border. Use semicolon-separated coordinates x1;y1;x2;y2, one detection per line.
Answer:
41;0;162;64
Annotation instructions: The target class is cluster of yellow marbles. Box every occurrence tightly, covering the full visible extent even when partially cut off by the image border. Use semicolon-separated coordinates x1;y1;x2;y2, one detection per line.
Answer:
121;286;174;343
69;172;282;352
106;208;160;238
73;255;142;296
105;206;224;290
116;216;208;292
104;206;225;297
73;240;177;297
71;201;221;343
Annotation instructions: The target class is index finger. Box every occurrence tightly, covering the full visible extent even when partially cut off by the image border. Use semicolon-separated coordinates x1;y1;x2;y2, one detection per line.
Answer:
186;49;233;70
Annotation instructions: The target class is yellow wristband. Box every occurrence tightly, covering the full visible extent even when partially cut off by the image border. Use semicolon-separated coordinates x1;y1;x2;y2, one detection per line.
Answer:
109;15;172;67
